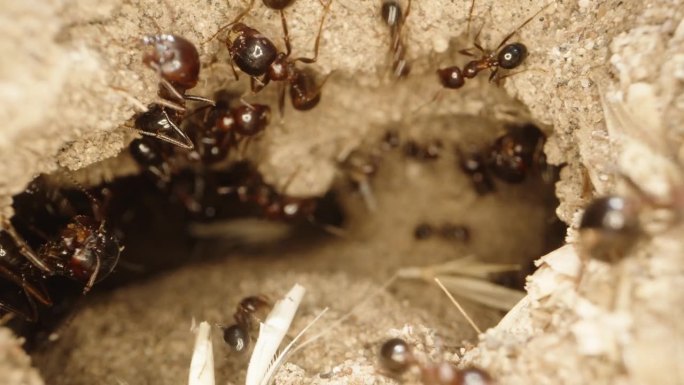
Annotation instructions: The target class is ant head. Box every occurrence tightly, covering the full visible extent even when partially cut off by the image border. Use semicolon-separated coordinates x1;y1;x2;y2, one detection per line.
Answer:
497;42;527;70
578;196;641;263
141;34;200;90
222;324;250;354
233;104;271;136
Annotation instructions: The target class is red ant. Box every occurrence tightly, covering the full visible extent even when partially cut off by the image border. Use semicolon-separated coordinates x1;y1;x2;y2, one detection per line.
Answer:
379;337;494;385
456;124;550;195
137;34;215;148
380;0;412;78
0;178;121;321
222;294;271;354
437;1;552;89
208;0;334;113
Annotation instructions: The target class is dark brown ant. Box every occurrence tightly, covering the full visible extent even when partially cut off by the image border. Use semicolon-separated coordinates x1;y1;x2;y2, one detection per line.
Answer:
413;222;470;242
187;92;272;163
211;0;334;113
403;139;443;161
457;147;496;195
436;1;551;89
0;179;121;321
222;294;271;354
381;129;402;151
138;34;215;148
487;123;546;184
381;0;412;78
379;338;414;374
378;337;494;385
577;196;641;264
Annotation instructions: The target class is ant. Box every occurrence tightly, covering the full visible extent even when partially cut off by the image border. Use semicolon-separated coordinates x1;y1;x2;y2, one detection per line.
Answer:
413;222;470;242
222;295;271;354
437;1;552;89
380;0;412;78
138;34;215;148
487;123;547;184
403;139;444;161
379;337;493;385
0;178;121;321
577;196;641;264
456;147;496;195
456;124;549;195
210;0;334;113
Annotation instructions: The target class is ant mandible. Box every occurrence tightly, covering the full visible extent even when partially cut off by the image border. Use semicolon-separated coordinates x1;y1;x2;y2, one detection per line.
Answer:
0;179;121;321
437;1;552;89
209;0;334;113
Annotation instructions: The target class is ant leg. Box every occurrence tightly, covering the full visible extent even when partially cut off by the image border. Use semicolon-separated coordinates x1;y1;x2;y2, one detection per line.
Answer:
279;9;292;57
183;95;216;106
250;74;270;94
159;77;186;103
488;67;499;83
136;109;194;149
155;97;187;112
404;0;412;19
293;0;334;63
278;82;286;117
82;256;101;294
204;0;256;44
3;223;52;273
493;67;547;84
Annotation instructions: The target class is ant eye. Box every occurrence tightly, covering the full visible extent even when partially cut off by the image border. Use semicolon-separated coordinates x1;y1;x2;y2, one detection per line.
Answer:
497;43;527;69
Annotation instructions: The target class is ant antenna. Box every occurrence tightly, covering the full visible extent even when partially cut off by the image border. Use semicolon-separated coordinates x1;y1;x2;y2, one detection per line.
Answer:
495;2;553;51
293;0;334;63
204;0;256;44
466;0;476;38
434;277;482;334
64;172;103;215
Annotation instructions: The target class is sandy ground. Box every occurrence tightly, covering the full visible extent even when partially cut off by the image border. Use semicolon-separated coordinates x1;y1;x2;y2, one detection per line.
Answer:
1;0;684;384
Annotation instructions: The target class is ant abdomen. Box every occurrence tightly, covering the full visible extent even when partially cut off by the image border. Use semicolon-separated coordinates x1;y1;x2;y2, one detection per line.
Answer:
232;104;272;136
497;43;527;70
263;0;294;9
290;70;322;111
228;24;279;77
437;67;466;89
142;34;201;92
